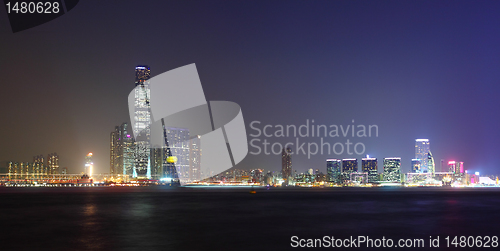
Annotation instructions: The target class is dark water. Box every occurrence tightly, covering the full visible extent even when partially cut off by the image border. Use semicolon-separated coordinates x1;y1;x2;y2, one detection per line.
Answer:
1;186;499;250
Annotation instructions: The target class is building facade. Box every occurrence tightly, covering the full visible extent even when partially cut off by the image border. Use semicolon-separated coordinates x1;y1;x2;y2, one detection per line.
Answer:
383;157;401;182
411;158;421;173
47;153;59;174
110;122;135;178
427;151;435;174
326;159;341;183
342;158;358;183
281;147;292;185
189;136;201;182
415;139;430;173
33;155;44;175
362;157;378;183
133;65;152;178
163;127;190;180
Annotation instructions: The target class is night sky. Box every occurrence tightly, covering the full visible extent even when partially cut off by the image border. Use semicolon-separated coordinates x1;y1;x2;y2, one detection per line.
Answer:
1;0;499;175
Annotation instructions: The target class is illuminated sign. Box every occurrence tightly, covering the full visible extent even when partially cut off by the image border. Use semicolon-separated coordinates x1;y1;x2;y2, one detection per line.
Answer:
167;156;178;163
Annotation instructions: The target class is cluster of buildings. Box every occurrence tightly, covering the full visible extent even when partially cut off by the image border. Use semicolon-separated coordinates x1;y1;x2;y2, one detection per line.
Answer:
3;153;64;177
108;66;202;183
0;153;81;186
3;65;498;188
276;139;499;187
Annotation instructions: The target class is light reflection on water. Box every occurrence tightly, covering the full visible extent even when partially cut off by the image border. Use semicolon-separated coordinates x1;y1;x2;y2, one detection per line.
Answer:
0;187;499;250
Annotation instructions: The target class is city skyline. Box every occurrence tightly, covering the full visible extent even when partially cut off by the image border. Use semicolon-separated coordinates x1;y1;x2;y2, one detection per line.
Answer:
1;1;500;175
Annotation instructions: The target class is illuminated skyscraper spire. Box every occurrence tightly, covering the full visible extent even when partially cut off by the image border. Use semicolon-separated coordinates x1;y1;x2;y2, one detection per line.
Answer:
133;65;151;178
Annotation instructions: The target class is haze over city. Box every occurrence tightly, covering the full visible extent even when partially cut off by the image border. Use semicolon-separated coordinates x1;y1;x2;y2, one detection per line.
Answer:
1;0;500;175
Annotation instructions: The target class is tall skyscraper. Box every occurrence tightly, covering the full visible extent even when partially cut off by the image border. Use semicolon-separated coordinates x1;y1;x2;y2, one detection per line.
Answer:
427;151;435;174
110;123;135;178
326;159;342;183
33;155;44;175
133;65;151;178
342;158;358;183
189;135;201;182
383;157;401;182
163;127;190;180
85;153;93;177
281;147;292;184
415;139;430;173
47;153;59;174
362;157;378;183
110;128;118;176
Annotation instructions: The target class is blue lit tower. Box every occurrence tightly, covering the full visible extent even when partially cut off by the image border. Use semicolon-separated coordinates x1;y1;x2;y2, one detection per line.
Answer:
415;139;430;173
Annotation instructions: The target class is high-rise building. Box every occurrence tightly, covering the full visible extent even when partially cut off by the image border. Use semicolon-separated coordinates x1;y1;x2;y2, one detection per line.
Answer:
133;65;152;178
163;127;190;180
150;124;200;182
362;157;378;182
7;161;17;175
189;135;201;182
85;153;93;177
383;157;401;182
6;161;31;176
415;139;430;172
448;161;464;174
411;159;421;173
342;158;358;183
427;151;435;174
448;161;464;183
122;124;135;176
110;128;119;176
326;159;341;183
33;155;44;175
21;162;30;176
110;123;135;178
281;147;292;184
151;147;164;180
47;153;59;174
